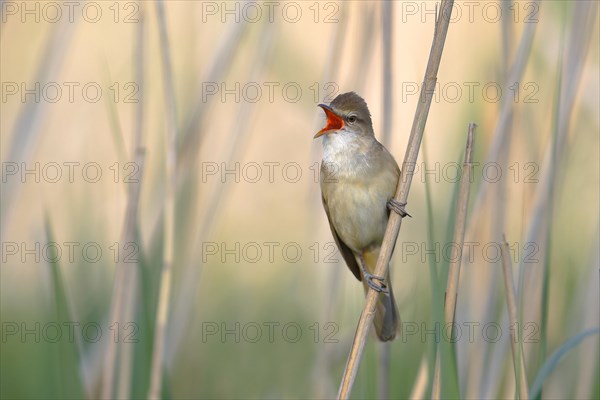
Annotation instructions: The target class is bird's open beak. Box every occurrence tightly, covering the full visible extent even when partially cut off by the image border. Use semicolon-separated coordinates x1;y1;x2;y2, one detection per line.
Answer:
314;104;344;138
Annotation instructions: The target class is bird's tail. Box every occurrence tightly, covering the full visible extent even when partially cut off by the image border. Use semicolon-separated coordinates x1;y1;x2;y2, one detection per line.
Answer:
362;249;400;341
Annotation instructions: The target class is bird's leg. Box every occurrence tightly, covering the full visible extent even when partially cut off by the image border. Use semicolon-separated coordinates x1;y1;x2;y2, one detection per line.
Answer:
387;199;411;218
357;254;389;294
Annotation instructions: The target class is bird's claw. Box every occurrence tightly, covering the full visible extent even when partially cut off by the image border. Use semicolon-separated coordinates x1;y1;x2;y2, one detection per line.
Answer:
364;273;389;294
387;199;411;218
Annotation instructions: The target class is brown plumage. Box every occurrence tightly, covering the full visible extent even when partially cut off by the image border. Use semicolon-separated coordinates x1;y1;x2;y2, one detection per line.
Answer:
315;92;400;341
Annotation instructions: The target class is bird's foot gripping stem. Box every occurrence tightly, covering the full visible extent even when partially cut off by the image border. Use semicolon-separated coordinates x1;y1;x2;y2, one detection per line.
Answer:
363;272;389;294
387;199;411;218
357;254;389;293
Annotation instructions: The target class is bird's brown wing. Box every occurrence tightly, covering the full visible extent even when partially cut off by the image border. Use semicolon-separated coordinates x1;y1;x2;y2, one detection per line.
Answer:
321;195;361;281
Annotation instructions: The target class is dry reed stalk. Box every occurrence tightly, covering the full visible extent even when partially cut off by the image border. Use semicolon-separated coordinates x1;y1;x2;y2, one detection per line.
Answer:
337;2;455;397
431;123;476;398
442;124;476;330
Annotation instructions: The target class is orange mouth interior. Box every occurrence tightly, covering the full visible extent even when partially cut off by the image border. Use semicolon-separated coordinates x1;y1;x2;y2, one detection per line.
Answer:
316;106;344;137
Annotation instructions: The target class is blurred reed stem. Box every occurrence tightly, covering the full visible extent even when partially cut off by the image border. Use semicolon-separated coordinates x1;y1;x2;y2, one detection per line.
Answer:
148;0;177;397
465;0;539;234
337;2;455;397
307;1;348;205
381;0;393;147
408;356;429;399
500;236;528;400
422;135;442;398
145;9;254;366
166;21;276;368
177;15;250;169
1;17;75;238
116;5;146;399
534;49;562;400
352;2;376;92
312;266;342;398
516;3;597;394
101;5;147;399
463;4;537;396
501;0;514;75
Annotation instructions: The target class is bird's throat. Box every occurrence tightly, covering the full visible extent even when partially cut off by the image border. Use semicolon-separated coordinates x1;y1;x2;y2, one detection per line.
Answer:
322;133;375;178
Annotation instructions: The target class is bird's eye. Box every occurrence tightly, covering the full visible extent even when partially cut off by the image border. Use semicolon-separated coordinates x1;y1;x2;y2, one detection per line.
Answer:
347;115;357;123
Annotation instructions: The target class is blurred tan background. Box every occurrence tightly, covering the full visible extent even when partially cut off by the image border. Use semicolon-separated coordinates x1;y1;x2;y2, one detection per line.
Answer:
1;1;598;399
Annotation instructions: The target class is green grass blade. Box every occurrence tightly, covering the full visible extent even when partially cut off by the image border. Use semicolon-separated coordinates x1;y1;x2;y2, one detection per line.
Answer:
529;328;600;398
43;214;86;399
130;224;159;399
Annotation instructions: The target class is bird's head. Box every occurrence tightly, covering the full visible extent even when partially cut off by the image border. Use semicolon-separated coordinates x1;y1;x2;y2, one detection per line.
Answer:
314;92;374;139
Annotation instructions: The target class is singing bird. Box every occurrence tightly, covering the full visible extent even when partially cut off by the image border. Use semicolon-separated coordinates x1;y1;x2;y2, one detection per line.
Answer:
314;92;408;341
